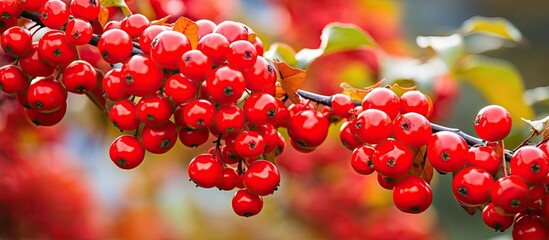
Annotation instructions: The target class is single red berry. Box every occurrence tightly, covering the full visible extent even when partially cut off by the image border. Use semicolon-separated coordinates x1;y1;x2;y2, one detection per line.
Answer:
355;108;392;144
213;21;248;43
466;146;501;175
217;168;238;191
243;92;278;126
482;202;514;232
242;56;276;92
377;174;396;190
205;66;245;104
122;54;164;97
474;105;512;142
232;189;263;217
512;215;548;240
164;73;198;105
331;94;354;118
25;102;66;126
256;124;278;154
426;131;468;173
288;109;329;148
138;25;166;55
120;13;150;39
400;90;431;116
452;167;494;206
109;135;145;170
19;0;45;12
197;33;229;65
27;78;67;112
339;120;363;150
351;146;375;175
136;94;172;126
393;175;433;214
221;145;242;164
0;65;27;94
39;0;69;29
235;131;265;158
394;112;432;148
151;31;191;70
253;36;264;56
196;19;215;39
527;183;545;209
19;43;55;77
183;99;216;128
226;40;257;69
362;87;400;119
141;120;177;154
243;160;280;196
372;139;413;178
178;127;209;148
62;60;97;94
102;69;129;101
98;29;133;64
70;0;100;21
103;21;120;31
510;146;549;184
179;49;212;82
273;98;290;128
64;18;93;46
188;154;224;188
109;100;139;131
491;175;530;214
1;26;32;56
38;30;77;66
215;104;245;135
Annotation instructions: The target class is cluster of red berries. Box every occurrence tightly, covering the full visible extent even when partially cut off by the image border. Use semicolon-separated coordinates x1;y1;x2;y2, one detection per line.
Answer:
333;86;549;238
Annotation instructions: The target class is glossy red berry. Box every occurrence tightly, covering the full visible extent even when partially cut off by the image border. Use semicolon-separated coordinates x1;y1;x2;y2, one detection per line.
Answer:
27;78;67;112
179;50;212;82
393;112;432;148
491;175;529;214
183;99;216;128
351;146;375;175
400;90;430;116
482;203;514;232
109;100;139;131
232;189;263;217
122;54;164;97
243;92;278;125
466;146;501;175
0;65;27;94
196;19;215;39
355;108;392;144
62;60;97;94
98;29;133;64
452;167;494;206
139;25;166;55
164;74;198;105
188;154;224;188
213;21;248;43
1;27;32;56
197;33;230;65
243;160;280;196
38;30;77;66
215;104;245;135
178;127;209;148
512;215;548;240
19;43;55;77
256;124;278;154
141;121;177;154
19;0;45;12
226;40;257;69
288;109;329;148
373;139;413;178
339;120;363;150
426;131;468;173
109;135;145;170
70;0;100;21
205;66;245;104
39;0;69;29
136;94;172;126
64;18;93;46
330;94;354;118
377;174;396;190
102;69;129;101
150;31;191;70
120;14;150;39
393;175;432;214
474;105;512;142
362;87;400;119
510;146;549;184
25;102;66;126
242;56;276;92
235;131;265;158
217;168;239;191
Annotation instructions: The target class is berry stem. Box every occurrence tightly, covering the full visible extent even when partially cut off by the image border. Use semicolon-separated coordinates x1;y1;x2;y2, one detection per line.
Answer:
512;130;536;152
499;140;508;176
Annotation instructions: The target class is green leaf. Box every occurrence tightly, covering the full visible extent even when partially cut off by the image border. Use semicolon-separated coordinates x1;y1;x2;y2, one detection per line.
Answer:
264;43;297;67
295;23;377;69
100;0;132;16
457;55;534;124
416;34;464;68
460;16;522;43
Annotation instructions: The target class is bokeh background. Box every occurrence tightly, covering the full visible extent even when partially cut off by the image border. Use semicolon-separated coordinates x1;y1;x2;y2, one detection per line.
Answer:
1;0;548;239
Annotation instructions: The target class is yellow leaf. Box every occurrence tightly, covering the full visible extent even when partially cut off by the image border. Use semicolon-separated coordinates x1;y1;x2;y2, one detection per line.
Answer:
274;82;285;99
150;15;171;26
173;16;199;49
461;16;522;43
97;5;109;28
100;0;132;16
275;59;306;103
248;32;257;43
340;80;384;102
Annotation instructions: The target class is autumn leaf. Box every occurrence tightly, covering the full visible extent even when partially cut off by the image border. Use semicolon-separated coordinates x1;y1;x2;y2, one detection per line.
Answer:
422;160;434;184
340;80;383;101
248;32;257;43
173;16;199;49
389;83;417;97
100;0;132;16
459;203;479;216
151;15;171;26
522;115;549;140
275;59;306;103
97;5;109;28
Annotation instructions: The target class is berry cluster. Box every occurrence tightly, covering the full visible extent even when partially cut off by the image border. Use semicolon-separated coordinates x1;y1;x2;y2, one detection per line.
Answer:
332;87;549;238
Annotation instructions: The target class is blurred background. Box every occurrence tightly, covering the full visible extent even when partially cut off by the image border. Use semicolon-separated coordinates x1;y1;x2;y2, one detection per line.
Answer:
1;0;548;239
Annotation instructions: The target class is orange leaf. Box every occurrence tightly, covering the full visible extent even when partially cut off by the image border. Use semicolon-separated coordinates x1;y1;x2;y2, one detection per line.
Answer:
390;82;417;97
151;15;171;26
98;5;109;28
422;160;434;184
248;32;257;43
173;16;199;49
275;59;306;103
459;203;479;216
340;80;384;101
275;82;285;99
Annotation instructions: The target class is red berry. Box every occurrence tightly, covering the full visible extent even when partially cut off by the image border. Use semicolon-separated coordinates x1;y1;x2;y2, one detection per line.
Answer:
362;87;400;119
183;99;216;128
242;56;276;92
196;19;215;39
197;33;229;65
70;0;100;21
38;30;77;66
102;69;129;101
232;189;263;217
151;31;191;70
466;146;501;175
339;120;363;150
120;14;150;39
243;92;278;125
39;0;69;29
512;215;548;240
205;66;245;104
109;100;139;131
393;175;432;213
377;174;396;190
426;131;468;173
178;127;209;148
19;43;55;77
243;160;280;196
19;0;45;12
351;146;375;175
256;124;278;154
510;146;549;184
288;109;329;148
25;102;66;126
393;112;432;148
400;90;430;116
62;60;97;94
1;26;32;56
452;167;494;206
139;25;166;55
355;108;392;144
109;135;145;170
0;65;27;94
227;40;257;69
141;120;177;154
179;50;212;82
235;131;265;158
215;104;245;135
331;94;354;118
482;202;514;232
122;54;164;97
98;29;133;64
217;168;238;191
491;175;529;214
372;139;413;178
188;154;223;188
474;105;512;142
164;73;198;105
64;18;93;46
213;21;248;43
136;94;172;126
27;78;67;112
